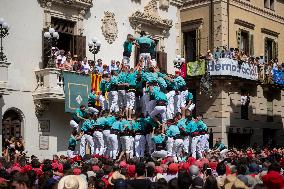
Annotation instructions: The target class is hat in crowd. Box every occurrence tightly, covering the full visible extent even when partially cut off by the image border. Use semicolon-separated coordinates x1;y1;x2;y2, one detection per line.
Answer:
127;165;136;177
262;171;284;189
86;171;96;178
191;176;204;189
147;162;155;169
73;168;81;175
154;173;165;182
209;161;218;170
92;165;100;172
189;165;199;179
108;171;126;185
119;161;127;168
187;157;196;165
168;163;179;175
155;166;164;174
179;162;190;171
58;175;87;189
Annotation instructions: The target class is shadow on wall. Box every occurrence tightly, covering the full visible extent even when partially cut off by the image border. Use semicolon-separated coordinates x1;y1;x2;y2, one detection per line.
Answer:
227;84;283;148
39;101;71;153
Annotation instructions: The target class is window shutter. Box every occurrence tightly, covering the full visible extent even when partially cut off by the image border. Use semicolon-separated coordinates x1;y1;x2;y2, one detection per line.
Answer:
273;40;278;59
157;51;167;72
264;37;268;62
196;29;200;60
236;29;241;50
74;35;86;60
249;33;254;56
272;40;276;60
42;29;49;68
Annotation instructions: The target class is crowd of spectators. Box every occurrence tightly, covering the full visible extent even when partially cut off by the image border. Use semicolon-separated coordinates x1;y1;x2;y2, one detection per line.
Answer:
52;49;122;75
0;147;284;189
203;46;284;84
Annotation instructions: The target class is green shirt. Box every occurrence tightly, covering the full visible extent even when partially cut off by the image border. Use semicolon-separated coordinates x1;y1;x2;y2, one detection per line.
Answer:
68;135;77;147
123;41;133;53
72;108;87;123
88;92;97;103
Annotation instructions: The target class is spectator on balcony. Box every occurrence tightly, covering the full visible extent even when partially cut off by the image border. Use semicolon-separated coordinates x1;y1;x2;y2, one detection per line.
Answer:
213;47;222;60
205;50;213;60
222;46;232;58
63;51;74;71
109;60;119;73
103;64;110;75
96;59;104;74
73;57;82;73
56;49;66;68
82;57;91;74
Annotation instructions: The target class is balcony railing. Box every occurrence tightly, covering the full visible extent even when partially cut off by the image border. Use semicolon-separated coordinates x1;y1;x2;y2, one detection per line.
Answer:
0;61;11;95
33;68;64;101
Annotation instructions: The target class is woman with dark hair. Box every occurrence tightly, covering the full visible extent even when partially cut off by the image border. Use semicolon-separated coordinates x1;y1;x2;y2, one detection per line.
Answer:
203;175;219;189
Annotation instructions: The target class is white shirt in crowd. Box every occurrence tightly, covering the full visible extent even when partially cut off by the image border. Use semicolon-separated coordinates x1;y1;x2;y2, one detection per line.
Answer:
96;65;103;74
82;62;91;74
56;55;66;65
240;95;247;106
109;64;118;72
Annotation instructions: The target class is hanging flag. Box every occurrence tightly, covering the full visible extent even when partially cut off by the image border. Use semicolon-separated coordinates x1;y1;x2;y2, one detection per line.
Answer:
187;59;206;76
63;72;91;113
91;74;103;106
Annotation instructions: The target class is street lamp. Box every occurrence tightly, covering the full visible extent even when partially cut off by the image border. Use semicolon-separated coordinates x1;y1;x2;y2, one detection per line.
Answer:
88;37;101;63
173;55;186;70
0;17;9;62
44;27;59;68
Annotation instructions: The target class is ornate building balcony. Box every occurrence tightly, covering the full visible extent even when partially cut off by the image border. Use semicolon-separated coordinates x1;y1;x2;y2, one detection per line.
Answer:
33;68;64;101
0;61;11;95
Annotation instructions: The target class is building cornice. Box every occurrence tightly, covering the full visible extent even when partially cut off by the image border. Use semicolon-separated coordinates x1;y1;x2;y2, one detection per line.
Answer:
170;0;185;7
261;28;280;37
234;19;255;30
38;0;93;13
231;0;284;24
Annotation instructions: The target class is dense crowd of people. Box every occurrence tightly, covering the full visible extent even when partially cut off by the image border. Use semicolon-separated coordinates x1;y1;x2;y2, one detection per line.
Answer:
1;147;284;188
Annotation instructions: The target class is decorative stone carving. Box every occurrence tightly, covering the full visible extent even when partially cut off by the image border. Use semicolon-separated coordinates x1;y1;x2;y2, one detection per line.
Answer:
34;100;50;117
159;0;170;10
129;0;173;33
101;11;118;44
38;0;93;11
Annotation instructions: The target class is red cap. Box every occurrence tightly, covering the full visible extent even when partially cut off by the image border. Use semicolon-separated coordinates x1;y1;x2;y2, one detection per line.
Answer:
168;163;179;175
155;166;164;174
73;168;81;175
22;165;33;172
179;162;190;171
209;162;218;170
263;171;284;189
187;157;196;165
33;168;43;176
119;161;127;168
127;165;136;177
73;155;82;162
92;165;100;172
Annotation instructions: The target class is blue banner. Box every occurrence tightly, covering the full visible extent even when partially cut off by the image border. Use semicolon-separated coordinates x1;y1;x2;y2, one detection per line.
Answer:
63;72;91;113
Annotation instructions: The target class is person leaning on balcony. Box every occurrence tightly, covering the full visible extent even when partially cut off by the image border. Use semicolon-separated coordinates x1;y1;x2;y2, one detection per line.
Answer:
205;50;213;60
63;51;74;71
82;57;91;74
56;49;66;69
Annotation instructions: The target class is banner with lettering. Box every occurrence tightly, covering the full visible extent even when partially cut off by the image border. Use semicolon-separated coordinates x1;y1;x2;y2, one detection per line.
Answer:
207;58;258;80
63;72;91;113
187;59;206;76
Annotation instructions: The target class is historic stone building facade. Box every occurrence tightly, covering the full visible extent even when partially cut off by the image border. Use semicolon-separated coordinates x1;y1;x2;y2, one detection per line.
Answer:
0;0;184;159
181;0;284;147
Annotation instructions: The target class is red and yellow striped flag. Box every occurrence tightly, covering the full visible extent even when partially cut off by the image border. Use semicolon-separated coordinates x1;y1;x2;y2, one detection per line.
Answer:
91;74;102;106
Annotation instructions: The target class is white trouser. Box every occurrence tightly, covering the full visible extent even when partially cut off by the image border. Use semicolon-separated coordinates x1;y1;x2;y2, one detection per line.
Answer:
80;134;95;157
183;136;191;154
99;95;108;111
166;137;174;157
108;91;119;113
118;90;126;109
187;103;196;112
88;107;99;114
126;92;136;109
166;103;175;120
146;134;154;154
102;130;111;156
109;133;119;160
134;135;146;158
123;56;130;66
142;93;149;116
191;136;199;159
180;90;188;108
150;106;167;123
196;135;203;158
174;94;181;114
67;150;77;158
121;136;134;158
93;131;104;155
151;150;168;159
147;100;156;116
200;134;209;153
70;120;79;132
173;139;184;157
139;53;151;68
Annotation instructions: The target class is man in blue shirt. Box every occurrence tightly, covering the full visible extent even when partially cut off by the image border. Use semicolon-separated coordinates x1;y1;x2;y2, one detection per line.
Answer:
109;115;121;160
79;113;95;157
196;114;209;158
188;117;199;159
125;67;139;120
132;115;146;158
93;115;106;155
67;129;83;158
70;105;88;132
123;34;137;66
103;113;117;157
166;121;183;160
136;31;155;68
99;74;110;112
108;70;120;113
119;117;134;161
